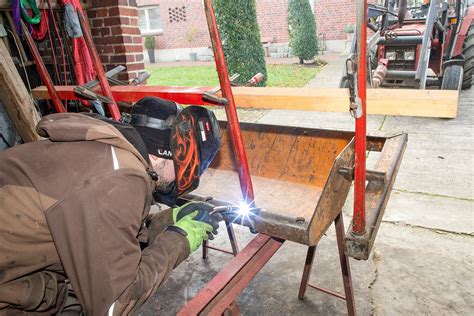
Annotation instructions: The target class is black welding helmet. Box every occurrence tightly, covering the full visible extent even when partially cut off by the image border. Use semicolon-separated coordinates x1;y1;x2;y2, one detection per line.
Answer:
124;97;222;206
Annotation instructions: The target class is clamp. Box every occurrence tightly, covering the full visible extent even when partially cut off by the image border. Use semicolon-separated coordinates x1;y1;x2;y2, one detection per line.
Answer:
345;54;363;119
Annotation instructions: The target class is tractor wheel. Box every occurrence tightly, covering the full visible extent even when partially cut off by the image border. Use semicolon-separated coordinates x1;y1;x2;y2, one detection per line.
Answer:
462;23;474;89
441;64;463;90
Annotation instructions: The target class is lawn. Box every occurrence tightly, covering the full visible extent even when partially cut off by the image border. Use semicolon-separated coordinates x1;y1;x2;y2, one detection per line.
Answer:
146;64;322;88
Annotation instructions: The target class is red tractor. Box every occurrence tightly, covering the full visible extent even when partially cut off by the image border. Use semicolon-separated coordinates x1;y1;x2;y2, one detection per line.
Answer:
342;0;474;90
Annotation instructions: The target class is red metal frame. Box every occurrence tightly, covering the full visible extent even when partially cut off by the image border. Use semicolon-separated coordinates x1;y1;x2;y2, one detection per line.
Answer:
178;1;366;314
76;9;121;121
177;234;284;316
203;0;256;206
353;0;368;235
30;0;369;312
31;85;214;104
298;213;356;315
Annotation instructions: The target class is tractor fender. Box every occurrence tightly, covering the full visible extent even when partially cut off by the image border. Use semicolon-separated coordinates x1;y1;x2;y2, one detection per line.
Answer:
452;6;474;56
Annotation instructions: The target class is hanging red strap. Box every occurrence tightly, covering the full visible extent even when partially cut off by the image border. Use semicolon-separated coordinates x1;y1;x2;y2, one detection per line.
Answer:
31;10;48;41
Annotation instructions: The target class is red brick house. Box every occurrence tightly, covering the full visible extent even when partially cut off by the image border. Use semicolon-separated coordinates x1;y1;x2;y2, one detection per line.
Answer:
136;0;357;62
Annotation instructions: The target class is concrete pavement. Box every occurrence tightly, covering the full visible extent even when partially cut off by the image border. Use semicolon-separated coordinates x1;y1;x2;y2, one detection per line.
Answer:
139;56;473;315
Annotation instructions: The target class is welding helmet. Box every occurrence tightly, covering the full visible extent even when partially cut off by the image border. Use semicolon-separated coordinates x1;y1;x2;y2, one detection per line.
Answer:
125;96;222;206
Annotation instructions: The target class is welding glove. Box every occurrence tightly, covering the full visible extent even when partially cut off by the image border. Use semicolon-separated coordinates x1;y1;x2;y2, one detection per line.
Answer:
168;211;217;252
172;201;222;230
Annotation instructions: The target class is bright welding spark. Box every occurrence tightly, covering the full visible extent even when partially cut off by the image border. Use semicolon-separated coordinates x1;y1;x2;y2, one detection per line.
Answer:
231;202;257;230
237;202;250;216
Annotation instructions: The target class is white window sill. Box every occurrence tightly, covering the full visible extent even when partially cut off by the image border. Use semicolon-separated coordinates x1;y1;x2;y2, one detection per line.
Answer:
141;29;164;36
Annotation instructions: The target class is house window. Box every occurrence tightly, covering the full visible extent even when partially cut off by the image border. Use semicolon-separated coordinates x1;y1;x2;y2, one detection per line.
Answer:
138;6;162;35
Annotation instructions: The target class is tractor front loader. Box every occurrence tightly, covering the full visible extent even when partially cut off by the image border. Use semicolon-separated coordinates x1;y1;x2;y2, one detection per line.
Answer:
342;0;474;90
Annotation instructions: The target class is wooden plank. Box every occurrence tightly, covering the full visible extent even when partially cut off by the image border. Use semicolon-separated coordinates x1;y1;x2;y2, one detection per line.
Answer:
230;87;458;118
0;39;41;142
31;85;458;118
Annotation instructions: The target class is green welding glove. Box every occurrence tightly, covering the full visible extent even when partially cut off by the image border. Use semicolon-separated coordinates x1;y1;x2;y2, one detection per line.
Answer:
173;201;214;223
172;201;222;227
169;211;215;252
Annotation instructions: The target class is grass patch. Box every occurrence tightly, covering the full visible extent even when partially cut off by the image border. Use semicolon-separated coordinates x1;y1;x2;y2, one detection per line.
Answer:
146;64;322;88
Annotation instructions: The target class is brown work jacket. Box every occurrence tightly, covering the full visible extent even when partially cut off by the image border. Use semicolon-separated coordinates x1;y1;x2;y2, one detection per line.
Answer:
0;113;190;315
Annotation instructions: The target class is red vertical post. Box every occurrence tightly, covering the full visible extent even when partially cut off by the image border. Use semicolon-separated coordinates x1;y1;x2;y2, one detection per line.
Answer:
203;0;256;205
76;9;121;121
353;0;367;235
21;21;66;113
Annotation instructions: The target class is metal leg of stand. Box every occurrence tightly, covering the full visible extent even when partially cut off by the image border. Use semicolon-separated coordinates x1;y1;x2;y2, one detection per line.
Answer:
298;245;317;300
335;213;357;316
226;221;239;256
202;221;239;259
202;240;209;259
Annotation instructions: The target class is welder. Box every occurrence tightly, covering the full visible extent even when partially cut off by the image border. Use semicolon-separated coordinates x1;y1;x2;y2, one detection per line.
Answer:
0;96;222;315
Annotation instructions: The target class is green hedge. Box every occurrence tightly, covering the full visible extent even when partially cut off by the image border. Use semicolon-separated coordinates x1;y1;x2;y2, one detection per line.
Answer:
288;0;318;63
213;0;267;86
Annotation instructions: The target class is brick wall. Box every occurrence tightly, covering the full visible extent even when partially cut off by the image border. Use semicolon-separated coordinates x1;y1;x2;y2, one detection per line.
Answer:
88;0;145;80
138;0;210;49
314;0;356;40
256;0;290;43
136;0;355;50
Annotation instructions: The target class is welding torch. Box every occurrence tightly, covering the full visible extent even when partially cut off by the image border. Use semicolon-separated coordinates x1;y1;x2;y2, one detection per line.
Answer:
210;205;260;233
184;202;260;233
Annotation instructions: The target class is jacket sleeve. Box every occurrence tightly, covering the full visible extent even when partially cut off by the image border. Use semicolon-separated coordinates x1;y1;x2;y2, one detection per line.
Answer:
145;206;174;242
112;230;190;314
44;171;189;316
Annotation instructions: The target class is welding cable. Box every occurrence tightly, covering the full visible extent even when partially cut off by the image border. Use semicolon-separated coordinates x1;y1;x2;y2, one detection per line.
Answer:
6;27;33;94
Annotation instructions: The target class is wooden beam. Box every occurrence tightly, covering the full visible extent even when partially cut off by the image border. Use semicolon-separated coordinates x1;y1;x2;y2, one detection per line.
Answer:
231;87;458;118
0;39;41;142
31;85;459;118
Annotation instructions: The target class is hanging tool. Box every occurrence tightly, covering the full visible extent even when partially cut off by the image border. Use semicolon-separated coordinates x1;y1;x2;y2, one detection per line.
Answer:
74;67;150;105
345;55;362;118
73;86;114;104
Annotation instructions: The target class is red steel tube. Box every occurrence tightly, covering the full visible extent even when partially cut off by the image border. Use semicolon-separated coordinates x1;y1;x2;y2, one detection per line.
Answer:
203;0;256;205
178;234;283;315
21;21;66;113
76;10;121;121
353;0;368;235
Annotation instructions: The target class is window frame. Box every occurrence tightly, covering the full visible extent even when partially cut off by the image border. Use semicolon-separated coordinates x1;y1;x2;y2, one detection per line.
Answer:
138;6;163;36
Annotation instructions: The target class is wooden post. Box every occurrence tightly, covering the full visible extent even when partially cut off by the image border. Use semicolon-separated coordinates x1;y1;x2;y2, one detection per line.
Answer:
0;39;41;142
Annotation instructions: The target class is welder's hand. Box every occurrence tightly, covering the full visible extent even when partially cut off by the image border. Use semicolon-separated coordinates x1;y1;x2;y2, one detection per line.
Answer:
172;201;221;234
169;211;216;252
